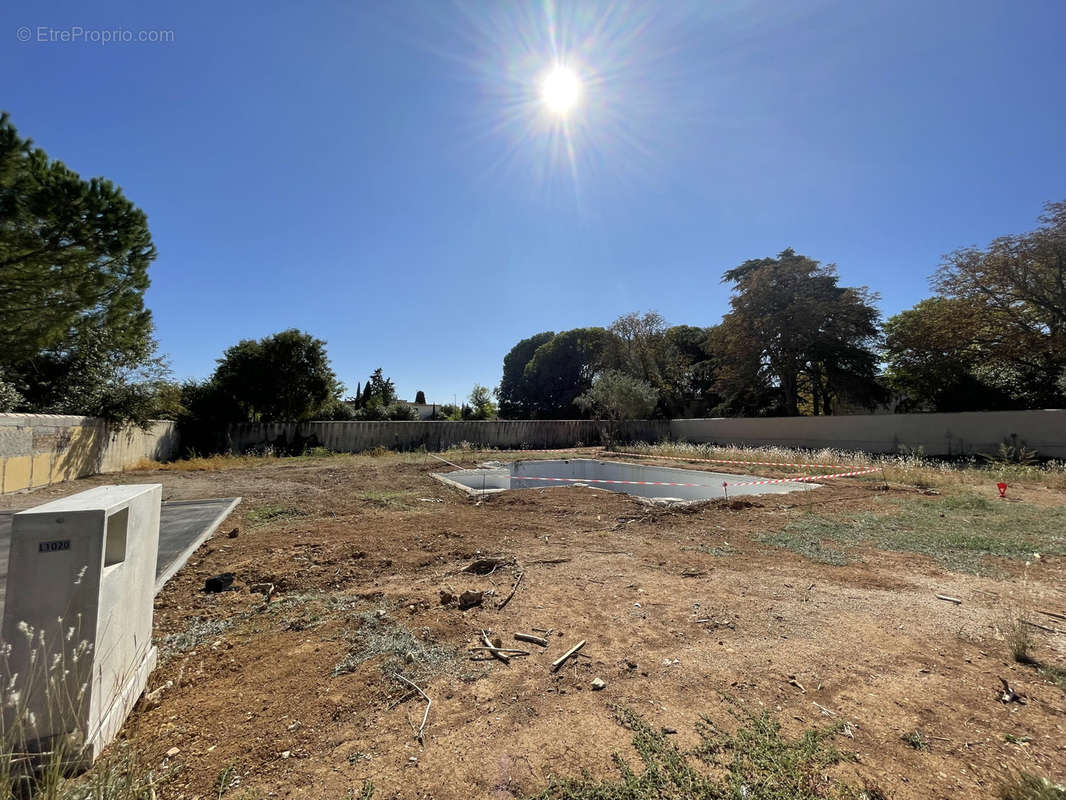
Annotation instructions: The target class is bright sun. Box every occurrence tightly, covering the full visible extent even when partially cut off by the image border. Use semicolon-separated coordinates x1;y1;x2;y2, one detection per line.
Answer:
542;66;580;114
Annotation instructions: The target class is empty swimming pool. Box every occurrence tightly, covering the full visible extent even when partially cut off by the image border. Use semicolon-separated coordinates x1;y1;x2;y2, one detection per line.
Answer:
432;458;817;501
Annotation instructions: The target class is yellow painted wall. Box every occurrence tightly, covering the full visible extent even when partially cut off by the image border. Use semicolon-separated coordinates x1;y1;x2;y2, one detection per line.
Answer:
2;455;32;493
0;416;179;495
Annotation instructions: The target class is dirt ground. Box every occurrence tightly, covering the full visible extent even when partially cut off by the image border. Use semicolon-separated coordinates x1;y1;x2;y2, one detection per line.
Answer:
4;451;1065;799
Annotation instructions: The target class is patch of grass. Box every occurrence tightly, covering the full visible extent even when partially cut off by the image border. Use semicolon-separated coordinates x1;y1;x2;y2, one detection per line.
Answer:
529;705;880;800
245;504;307;527
758;529;850;565
900;730;927;750
764;493;1066;574
333;611;456;680
265;592;360;631
680;543;737;557
214;762;238;797
353;489;416;510
161;616;236;657
999;772;1066;800
1038;664;1066;692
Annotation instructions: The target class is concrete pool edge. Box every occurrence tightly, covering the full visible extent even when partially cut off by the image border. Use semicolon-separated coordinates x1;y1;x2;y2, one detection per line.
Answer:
432;458;819;502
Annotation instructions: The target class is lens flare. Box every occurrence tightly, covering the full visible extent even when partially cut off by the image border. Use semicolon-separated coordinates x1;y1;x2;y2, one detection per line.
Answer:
542;66;580;114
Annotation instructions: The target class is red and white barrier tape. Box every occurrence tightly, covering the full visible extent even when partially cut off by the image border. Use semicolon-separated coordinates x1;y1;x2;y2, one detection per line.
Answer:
511;465;878;490
606;449;866;472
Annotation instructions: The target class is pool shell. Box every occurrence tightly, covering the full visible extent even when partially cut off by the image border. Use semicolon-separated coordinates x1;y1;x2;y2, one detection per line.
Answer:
432;458;818;502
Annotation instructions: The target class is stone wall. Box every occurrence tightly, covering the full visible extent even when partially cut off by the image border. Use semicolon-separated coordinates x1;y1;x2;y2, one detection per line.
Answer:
0;414;180;494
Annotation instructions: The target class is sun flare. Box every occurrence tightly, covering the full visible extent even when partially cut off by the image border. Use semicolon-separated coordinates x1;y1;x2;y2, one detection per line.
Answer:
541;66;580;114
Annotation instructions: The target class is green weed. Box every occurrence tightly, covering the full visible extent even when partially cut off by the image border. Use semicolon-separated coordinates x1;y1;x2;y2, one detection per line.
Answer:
762;494;1066;574
529;706;879;800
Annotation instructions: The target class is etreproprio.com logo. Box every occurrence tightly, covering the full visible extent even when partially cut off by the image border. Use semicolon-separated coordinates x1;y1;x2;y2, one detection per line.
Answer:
16;25;175;44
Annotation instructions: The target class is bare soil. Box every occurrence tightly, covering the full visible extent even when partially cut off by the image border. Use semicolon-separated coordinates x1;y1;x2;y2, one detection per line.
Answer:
4;453;1065;799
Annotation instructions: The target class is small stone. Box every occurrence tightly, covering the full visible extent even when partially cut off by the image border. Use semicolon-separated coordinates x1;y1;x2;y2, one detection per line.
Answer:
591;678;606;691
227;528;239;538
439;590;455;606
281;750;291;759
166;747;180;758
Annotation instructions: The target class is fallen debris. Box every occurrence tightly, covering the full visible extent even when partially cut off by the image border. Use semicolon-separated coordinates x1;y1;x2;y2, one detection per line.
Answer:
249;582;276;604
462;556;513;575
551;640;586;672
998;677;1025;704
514;632;549;647
458;591;483;610
204;573;235;593
591;677;606;691
226;528;239;538
1038;609;1066;623
439;590;455;606
787;675;807;693
393;674;431;743
482;630;510;664
935;594;962;605
469;646;530;656
497;571;524;610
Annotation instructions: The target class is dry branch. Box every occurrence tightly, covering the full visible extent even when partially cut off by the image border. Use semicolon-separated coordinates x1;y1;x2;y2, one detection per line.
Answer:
482;630;510;664
514;632;549;647
551;640;586;672
393;674;431;743
497;571;524;610
935;594;962;605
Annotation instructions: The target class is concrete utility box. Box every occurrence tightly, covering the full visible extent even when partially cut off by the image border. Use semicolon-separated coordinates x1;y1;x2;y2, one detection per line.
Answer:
1;485;161;763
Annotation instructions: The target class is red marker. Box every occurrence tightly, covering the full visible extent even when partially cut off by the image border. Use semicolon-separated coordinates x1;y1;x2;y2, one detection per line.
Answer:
997;482;1008;498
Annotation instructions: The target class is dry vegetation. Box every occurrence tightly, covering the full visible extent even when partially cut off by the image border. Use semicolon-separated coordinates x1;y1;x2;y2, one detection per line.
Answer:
3;444;1066;799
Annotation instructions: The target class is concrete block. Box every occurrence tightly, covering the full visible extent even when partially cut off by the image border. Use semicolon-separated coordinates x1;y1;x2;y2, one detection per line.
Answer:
1;485;161;764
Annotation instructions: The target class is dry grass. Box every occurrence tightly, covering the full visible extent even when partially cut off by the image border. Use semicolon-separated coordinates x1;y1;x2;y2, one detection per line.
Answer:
618;441;1066;491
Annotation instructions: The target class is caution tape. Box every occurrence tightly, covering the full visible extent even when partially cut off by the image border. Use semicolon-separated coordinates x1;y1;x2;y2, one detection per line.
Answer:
511;465;878;491
606;449;867;472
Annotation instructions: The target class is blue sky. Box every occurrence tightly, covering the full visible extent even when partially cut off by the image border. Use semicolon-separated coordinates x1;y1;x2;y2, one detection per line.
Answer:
3;0;1065;405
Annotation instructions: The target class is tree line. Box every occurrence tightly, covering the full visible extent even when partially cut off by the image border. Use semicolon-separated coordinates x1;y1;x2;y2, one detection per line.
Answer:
499;202;1066;418
2;111;1064;425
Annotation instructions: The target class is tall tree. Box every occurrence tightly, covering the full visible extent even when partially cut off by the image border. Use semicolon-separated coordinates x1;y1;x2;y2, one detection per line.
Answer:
882;298;1020;411
0;113;156;370
917;200;1066;406
712;249;882;416
0;113;168;421
466;384;497;419
606;311;669;385
496;331;555;418
521;327;612;418
211;329;343;422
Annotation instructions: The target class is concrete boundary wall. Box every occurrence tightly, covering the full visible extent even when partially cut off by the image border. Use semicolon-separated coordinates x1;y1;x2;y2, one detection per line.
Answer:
0;414;180;494
224;419;669;454
670;410;1066;458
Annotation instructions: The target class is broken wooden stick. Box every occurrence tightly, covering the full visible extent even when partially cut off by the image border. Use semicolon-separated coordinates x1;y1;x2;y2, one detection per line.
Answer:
935;594;962;605
393;674;431;743
481;630;510;664
514;632;548;647
469;646;530;656
497;571;524;610
551;640;586;672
